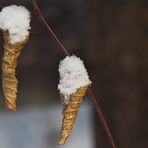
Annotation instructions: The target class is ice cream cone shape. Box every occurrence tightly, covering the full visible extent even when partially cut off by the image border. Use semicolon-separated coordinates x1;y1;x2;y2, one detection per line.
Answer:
59;86;88;144
2;32;28;110
0;5;31;110
58;55;92;144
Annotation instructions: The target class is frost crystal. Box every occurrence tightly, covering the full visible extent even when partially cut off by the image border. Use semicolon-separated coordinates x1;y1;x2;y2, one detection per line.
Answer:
58;55;91;104
0;5;31;44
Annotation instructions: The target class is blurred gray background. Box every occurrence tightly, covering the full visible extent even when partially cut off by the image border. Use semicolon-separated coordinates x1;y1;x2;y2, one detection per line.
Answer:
0;0;148;148
0;103;94;148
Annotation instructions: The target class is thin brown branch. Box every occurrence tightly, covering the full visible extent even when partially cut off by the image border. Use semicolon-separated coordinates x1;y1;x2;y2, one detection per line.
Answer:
88;87;116;148
32;0;70;56
32;0;116;148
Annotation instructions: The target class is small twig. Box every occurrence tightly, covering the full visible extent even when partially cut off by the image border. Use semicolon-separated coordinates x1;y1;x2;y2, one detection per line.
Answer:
88;87;116;148
32;0;116;148
32;0;70;56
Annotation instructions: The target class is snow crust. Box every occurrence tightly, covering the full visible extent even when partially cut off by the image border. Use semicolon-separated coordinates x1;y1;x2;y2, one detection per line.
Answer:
0;5;31;44
58;55;91;104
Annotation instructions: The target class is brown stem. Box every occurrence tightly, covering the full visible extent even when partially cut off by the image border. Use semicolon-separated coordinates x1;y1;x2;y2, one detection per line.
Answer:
32;0;116;148
88;87;116;148
32;0;70;56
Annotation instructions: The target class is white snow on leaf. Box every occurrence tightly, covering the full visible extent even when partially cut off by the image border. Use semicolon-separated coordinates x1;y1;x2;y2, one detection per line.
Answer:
0;5;31;44
58;55;91;104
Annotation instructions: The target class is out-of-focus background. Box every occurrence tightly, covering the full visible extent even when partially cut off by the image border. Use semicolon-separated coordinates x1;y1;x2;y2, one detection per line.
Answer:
0;0;148;148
